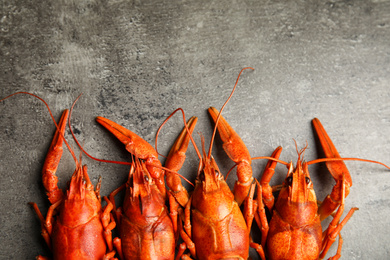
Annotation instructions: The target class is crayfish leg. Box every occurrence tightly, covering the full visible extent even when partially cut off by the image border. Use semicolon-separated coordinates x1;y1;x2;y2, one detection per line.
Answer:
320;173;358;259
245;180;269;260
108;183;126;227
326;234;343;260
102;250;118;260
243;180;256;231
178;196;196;258
101;196;116;252
250;242;266;260
113;237;124;260
259;146;283;212
168;191;180;235
175;242;187;260
29;202;52;250
253;180;269;250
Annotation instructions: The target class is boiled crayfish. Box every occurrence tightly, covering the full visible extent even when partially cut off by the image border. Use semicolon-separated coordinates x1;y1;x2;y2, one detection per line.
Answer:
29;109;117;260
252;118;390;260
89;115;197;259
1;93;117;260
156;68;265;260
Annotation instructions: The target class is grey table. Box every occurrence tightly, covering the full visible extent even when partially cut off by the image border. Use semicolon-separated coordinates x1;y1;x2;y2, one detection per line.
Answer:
1;1;389;259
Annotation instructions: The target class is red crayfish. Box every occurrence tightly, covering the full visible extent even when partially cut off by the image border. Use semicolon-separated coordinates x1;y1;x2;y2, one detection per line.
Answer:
162;68;262;259
81;114;197;259
1;93;117;260
251;117;390;260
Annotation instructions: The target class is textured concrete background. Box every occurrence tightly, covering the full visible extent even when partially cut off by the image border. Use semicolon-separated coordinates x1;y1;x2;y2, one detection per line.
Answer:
1;0;390;259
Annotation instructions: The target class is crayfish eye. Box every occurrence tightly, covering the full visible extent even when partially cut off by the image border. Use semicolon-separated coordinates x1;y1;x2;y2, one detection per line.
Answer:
305;177;311;184
199;171;205;182
144;176;149;182
286;176;293;186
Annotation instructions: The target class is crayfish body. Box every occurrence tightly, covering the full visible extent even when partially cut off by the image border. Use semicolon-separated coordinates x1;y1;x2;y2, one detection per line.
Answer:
111;160;176;260
30;110;116;260
188;156;250;259
96;116;198;260
256;118;359;260
177;107;257;259
266;162;322;260
48;166;112;259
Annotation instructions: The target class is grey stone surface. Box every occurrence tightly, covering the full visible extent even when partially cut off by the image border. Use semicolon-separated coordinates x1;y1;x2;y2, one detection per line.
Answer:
1;0;389;259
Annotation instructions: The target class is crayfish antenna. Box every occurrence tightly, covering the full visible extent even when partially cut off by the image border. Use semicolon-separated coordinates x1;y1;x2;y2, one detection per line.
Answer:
293;139;309;162
307;157;390;170
207;67;254;159
251;156;289;166
68;93;131;166
155;107;202;186
0;92;79;165
156;107;202;164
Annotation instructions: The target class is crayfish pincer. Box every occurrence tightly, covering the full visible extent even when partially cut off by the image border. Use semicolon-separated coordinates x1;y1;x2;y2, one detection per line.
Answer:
29;110;117;260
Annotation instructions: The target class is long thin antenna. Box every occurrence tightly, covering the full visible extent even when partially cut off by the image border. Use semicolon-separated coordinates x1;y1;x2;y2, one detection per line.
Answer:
251;155;390;170
307;157;390;169
207;67;254;159
155;108;201;161
68;94;131;165
251;156;289;166
1;92;78;164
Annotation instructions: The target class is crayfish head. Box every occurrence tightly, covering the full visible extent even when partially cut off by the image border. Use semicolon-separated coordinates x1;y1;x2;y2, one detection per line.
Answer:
280;141;317;205
195;135;224;193
123;160;166;219
192;155;236;218
275;160;318;226
129;159;153;199
196;156;224;193
285;161;316;204
60;165;101;227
